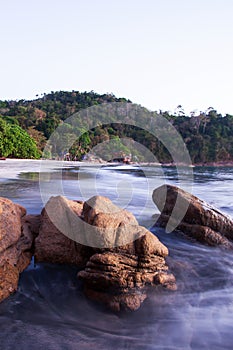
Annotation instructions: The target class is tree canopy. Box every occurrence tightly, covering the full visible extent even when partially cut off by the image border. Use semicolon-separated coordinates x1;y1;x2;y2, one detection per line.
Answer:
0;90;232;164
0;117;40;158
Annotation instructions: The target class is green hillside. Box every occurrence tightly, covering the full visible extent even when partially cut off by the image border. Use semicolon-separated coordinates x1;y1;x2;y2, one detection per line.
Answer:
0;90;232;163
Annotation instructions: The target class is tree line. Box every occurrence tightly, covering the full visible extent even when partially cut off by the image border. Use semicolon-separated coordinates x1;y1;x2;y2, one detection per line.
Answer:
0;90;232;163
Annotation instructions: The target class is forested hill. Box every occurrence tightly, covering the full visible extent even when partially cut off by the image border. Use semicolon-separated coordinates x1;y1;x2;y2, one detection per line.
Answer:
0;90;232;164
0;90;129;139
0;91;129;158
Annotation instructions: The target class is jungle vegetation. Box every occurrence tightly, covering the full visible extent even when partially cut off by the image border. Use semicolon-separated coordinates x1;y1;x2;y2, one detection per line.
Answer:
0;90;232;163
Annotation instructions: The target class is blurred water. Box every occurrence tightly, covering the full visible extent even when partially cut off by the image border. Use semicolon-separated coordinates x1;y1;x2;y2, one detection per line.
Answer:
0;160;233;349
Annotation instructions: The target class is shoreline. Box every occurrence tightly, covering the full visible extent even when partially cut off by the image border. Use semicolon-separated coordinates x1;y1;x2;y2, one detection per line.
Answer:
2;158;233;167
192;161;233;167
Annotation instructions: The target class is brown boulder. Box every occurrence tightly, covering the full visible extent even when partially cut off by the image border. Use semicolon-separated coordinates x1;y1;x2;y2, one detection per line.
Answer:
78;249;176;311
0;198;34;302
82;196;141;249
78;196;176;311
34;196;93;267
134;227;168;257
83;195;138;227
0;198;26;253
153;184;233;247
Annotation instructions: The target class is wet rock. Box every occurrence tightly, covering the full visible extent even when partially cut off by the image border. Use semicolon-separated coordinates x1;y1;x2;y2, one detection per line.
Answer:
78;196;176;311
153;184;233;248
34;196;93;267
78;250;176;312
0;198;34;302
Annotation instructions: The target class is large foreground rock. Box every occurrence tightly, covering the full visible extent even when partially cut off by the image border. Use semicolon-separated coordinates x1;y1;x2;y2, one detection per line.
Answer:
78;196;176;311
35;195;176;311
0;198;35;302
153;184;233;248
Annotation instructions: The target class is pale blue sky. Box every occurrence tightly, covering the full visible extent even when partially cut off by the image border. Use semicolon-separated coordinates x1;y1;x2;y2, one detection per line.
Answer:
0;0;233;115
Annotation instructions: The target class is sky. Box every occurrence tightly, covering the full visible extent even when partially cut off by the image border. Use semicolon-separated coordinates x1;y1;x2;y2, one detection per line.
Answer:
0;0;233;115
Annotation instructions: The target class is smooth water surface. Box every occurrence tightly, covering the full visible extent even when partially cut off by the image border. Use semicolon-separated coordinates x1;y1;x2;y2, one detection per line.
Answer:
0;159;233;350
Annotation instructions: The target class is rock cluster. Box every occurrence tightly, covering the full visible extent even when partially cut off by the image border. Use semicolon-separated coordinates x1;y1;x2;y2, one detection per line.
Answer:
0;194;176;311
2;184;232;311
153;184;233;248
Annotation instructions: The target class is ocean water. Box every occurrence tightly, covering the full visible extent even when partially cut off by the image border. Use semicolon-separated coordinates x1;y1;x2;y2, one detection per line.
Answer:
0;159;233;350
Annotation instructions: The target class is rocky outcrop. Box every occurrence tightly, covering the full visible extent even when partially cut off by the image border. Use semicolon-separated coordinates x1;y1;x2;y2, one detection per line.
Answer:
78;196;176;312
0;198;35;302
35;194;176;311
0;194;176;311
1;186;233;310
153;184;233;248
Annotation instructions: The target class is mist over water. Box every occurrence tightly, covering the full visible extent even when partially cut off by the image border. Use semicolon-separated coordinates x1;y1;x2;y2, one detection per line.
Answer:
0;160;233;349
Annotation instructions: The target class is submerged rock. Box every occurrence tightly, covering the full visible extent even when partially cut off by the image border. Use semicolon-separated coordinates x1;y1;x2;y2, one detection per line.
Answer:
0;198;34;302
153;184;233;248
